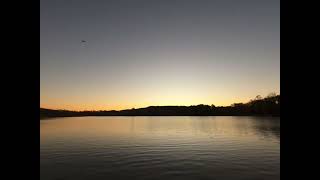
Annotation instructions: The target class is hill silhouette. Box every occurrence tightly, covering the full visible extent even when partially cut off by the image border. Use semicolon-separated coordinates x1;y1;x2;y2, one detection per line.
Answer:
40;94;280;118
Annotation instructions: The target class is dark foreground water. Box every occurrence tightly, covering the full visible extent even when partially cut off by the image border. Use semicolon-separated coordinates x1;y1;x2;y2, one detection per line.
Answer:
40;116;280;180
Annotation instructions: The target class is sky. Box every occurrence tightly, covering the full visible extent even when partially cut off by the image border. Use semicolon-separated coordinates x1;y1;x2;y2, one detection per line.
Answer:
41;0;280;111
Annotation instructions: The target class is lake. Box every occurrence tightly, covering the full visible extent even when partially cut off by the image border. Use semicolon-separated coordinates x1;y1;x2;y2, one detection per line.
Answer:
40;116;280;180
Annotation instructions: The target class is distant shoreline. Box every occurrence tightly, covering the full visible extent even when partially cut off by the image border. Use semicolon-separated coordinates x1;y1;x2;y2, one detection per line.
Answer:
40;115;280;120
41;95;280;119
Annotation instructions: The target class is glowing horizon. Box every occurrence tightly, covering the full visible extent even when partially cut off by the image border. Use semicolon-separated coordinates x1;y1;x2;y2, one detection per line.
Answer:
40;91;279;111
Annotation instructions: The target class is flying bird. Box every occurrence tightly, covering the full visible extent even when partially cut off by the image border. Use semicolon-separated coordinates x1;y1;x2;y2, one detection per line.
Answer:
81;40;86;43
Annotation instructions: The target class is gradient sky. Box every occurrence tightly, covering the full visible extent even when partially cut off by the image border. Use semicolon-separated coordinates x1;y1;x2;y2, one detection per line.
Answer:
41;0;280;111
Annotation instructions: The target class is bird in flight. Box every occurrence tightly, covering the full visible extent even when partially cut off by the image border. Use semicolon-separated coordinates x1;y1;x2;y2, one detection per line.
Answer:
81;40;86;43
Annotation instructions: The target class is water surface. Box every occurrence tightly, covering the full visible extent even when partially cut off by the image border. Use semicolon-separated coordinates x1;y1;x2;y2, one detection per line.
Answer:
41;116;280;180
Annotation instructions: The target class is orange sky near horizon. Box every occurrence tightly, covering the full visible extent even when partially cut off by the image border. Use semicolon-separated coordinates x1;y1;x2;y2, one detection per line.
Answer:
40;88;280;111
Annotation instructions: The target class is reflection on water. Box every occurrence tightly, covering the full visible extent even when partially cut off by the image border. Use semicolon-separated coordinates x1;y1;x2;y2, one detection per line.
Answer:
41;116;280;180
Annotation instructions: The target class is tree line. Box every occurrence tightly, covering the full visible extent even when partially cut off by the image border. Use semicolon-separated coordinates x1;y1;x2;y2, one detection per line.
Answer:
40;93;280;118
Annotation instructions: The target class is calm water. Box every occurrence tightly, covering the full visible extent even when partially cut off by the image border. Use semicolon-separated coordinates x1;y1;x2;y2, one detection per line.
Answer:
40;116;280;180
